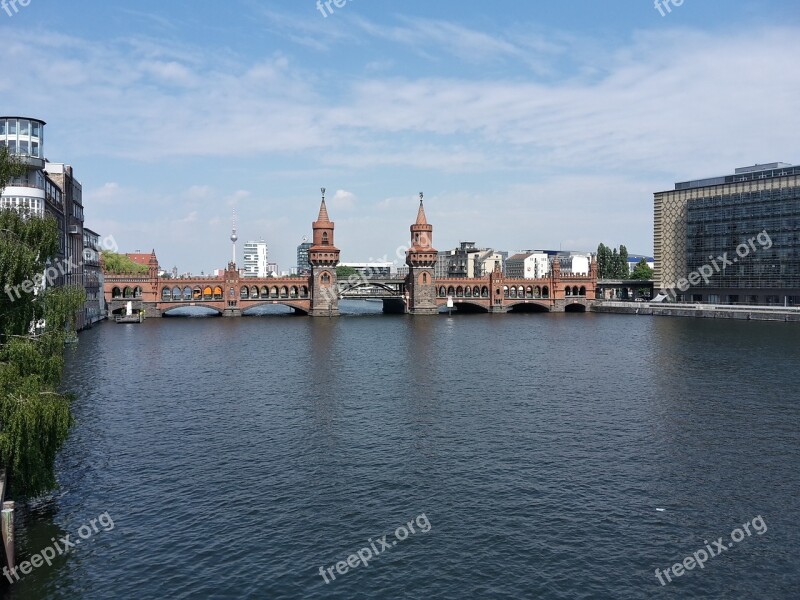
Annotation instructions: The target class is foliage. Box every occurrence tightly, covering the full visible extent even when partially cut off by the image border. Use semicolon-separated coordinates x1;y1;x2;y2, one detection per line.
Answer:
336;266;358;279
630;258;654;280
596;243;630;279
102;251;149;275
0;206;84;498
0;146;26;191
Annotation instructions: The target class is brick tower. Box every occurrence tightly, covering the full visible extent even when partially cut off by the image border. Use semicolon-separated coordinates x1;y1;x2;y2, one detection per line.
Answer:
309;188;340;317
406;193;438;315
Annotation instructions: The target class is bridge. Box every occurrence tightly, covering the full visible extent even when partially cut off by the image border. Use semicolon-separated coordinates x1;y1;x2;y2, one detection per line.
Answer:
104;192;599;317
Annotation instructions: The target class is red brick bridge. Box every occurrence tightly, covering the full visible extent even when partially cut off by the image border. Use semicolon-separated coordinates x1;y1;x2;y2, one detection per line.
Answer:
104;194;597;317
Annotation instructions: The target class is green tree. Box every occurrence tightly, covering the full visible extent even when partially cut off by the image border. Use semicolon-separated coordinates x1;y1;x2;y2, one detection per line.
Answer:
0;150;84;498
101;251;149;275
336;266;358;279
596;243;608;279
616;244;629;279
0;146;26;188
630;258;654;280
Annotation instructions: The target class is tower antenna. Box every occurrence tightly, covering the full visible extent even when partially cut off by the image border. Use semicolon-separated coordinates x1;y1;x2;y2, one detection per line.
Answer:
230;208;238;265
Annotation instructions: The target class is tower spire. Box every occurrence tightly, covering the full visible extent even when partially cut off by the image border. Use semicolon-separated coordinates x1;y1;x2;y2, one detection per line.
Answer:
317;187;331;223
415;192;428;225
230;208;238;265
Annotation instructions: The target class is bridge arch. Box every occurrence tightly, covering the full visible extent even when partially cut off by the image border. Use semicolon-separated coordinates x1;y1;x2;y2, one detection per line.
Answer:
241;301;309;316
162;303;223;316
506;300;551;313
565;301;588;313
436;298;489;313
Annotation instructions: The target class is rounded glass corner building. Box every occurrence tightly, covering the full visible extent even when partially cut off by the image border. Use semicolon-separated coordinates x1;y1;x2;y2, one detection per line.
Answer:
0;116;47;216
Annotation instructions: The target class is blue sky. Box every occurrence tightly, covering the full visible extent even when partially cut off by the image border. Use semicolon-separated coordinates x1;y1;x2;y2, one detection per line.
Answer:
2;0;799;273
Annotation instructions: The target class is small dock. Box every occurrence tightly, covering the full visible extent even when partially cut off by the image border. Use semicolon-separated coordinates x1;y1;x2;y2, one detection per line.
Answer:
115;313;144;324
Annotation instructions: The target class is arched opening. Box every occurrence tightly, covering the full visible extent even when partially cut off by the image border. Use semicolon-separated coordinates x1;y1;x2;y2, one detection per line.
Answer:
447;286;455;297
271;286;279;298
565;303;587;313
573;286;579;296
322;232;329;246
526;286;533;299
464;286;472;298
566;287;572;296
203;287;213;300
240;286;250;299
134;286;143;298
473;286;481;298
482;286;489;298
112;287;122;299
542;286;550;298
172;287;181;301
534;286;541;298
503;285;509;298
579;286;586;296
508;303;550;313
321;273;330;284
123;286;134;299
250;286;259;299
260;286;269;299
422;273;428;285
438;286;446;297
510;287;517;299
193;287;202;300
183;287;192;300
161;287;171;301
213;286;223;300
290;286;298;298
300;286;309;298
280;286;289;298
456;286;464;297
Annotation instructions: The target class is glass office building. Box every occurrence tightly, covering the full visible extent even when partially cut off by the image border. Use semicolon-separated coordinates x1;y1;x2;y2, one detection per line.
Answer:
655;163;800;305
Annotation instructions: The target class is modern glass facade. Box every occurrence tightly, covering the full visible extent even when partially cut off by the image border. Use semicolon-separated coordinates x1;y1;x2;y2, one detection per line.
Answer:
686;186;800;290
296;242;312;274
656;163;800;305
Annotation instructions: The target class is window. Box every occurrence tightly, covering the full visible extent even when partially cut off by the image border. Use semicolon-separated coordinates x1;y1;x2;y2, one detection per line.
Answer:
31;122;39;137
20;120;29;135
8;120;16;135
0;121;5;135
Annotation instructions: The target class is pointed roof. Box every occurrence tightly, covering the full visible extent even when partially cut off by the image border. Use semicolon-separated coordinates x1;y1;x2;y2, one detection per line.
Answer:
415;194;428;225
316;199;330;224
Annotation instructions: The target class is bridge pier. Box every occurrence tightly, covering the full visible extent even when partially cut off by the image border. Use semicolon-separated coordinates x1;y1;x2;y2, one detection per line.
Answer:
222;307;242;317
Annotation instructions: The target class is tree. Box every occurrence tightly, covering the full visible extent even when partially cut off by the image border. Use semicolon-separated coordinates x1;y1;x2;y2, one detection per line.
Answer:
631;258;654;280
101;251;149;275
617;245;629;279
596;244;608;279
336;266;358;280
0;146;26;189
0;150;84;498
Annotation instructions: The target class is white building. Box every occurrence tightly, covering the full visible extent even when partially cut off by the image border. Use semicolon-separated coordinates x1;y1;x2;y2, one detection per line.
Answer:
559;253;592;275
506;252;550;278
1;117;46;217
243;240;269;278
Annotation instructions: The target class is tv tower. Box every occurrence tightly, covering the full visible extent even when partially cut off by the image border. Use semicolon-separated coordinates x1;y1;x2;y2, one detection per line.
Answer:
230;208;238;265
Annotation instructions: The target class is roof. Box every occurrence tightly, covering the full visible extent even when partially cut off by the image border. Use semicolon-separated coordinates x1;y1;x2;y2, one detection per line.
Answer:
316;199;330;223
507;252;534;262
127;253;151;264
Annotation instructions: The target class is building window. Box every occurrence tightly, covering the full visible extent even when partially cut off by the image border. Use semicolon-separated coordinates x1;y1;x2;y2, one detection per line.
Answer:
8;120;16;135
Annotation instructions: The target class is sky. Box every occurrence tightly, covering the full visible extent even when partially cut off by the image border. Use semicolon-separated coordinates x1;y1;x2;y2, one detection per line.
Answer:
2;0;799;274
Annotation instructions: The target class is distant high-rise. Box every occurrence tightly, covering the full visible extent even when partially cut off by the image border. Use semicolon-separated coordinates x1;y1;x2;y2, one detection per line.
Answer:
297;241;312;274
243;240;269;278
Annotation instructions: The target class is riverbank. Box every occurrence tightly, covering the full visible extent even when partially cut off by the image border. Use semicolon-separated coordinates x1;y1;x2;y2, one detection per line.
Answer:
592;301;800;322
